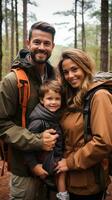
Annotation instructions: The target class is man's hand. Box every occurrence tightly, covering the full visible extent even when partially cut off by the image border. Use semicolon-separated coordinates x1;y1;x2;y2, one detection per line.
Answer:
32;164;48;179
42;129;58;151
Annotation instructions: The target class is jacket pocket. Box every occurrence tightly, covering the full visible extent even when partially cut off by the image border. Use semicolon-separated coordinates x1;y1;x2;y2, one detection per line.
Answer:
67;169;95;187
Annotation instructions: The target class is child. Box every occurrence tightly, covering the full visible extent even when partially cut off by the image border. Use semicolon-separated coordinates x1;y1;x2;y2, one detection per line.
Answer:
24;80;69;200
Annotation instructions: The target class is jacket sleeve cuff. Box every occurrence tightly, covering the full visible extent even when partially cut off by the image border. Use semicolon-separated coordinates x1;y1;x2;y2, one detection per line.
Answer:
4;126;43;151
66;153;76;169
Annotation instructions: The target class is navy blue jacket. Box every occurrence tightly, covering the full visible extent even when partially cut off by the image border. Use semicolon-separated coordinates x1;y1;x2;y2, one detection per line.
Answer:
24;103;64;175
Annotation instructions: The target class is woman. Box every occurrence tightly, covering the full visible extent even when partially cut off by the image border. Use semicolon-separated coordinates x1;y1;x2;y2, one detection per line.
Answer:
56;48;112;200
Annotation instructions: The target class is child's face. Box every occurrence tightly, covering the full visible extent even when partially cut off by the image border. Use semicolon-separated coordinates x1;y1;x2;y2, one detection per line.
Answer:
40;89;61;112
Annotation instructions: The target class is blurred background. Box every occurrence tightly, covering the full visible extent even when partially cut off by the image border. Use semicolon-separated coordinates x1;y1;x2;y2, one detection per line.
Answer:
0;0;111;79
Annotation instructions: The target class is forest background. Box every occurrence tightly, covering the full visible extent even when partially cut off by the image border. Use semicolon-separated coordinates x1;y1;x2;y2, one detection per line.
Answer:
0;0;112;80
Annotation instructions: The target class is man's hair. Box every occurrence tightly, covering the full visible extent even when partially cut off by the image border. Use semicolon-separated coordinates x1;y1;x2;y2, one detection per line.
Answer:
29;21;56;41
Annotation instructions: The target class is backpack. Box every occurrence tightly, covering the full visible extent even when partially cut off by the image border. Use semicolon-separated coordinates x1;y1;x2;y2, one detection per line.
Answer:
12;68;30;128
83;72;112;176
0;68;30;175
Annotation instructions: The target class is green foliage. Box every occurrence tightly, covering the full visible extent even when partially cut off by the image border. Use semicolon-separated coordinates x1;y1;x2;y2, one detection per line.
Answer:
50;45;66;67
1;0;111;75
54;9;74;16
28;0;38;7
77;23;100;71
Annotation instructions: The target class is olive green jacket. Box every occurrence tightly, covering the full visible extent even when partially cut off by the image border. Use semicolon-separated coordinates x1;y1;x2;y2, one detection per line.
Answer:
0;49;55;176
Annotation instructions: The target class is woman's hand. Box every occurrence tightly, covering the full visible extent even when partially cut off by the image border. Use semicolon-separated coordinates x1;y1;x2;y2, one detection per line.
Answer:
55;158;69;173
32;164;48;179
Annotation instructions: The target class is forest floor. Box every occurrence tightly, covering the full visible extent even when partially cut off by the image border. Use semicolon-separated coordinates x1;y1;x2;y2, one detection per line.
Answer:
0;161;112;200
0;161;10;200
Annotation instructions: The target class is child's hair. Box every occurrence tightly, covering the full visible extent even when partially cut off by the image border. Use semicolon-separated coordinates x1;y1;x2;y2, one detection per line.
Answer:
39;80;65;108
39;80;62;99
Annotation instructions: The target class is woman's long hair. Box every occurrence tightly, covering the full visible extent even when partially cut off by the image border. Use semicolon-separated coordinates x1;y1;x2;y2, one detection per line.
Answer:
57;48;96;109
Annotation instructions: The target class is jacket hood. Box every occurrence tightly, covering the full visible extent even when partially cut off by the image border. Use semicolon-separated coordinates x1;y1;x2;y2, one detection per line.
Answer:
29;103;61;122
89;71;112;90
11;49;55;75
11;49;32;69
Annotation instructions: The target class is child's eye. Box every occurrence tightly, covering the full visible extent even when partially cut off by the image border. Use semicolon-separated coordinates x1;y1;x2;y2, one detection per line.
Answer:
47;97;52;100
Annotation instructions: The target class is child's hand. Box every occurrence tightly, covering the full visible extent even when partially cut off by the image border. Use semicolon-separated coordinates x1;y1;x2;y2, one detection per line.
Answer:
32;164;48;179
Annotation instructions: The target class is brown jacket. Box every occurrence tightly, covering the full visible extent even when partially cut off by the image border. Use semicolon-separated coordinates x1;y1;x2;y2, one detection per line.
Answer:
61;80;112;195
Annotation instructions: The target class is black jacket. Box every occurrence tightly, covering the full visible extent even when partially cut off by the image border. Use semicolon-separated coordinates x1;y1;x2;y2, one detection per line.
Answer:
24;103;64;175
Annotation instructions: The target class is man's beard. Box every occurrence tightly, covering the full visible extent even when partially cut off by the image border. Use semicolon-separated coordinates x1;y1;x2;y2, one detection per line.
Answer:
30;49;50;64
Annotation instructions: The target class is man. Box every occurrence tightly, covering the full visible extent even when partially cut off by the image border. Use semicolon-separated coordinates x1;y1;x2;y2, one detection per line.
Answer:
0;21;58;200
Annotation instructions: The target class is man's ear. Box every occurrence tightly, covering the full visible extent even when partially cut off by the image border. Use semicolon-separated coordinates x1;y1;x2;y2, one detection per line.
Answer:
52;42;55;50
26;39;30;49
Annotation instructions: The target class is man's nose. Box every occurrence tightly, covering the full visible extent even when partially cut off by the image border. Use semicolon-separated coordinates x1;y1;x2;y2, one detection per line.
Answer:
38;43;45;50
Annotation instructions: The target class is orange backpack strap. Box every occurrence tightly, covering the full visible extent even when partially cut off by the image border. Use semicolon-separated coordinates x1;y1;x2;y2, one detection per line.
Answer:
0;68;30;175
11;68;30;128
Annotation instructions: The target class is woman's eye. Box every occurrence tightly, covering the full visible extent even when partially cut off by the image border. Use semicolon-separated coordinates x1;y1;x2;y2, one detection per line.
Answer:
63;71;68;75
72;68;77;72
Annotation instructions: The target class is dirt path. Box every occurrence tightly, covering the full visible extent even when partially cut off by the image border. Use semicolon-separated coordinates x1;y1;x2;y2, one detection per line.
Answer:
0;161;10;200
0;161;112;200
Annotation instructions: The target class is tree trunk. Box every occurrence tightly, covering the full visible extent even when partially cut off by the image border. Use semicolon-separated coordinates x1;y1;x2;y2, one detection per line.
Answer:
82;0;86;51
109;0;112;71
100;0;109;71
23;0;27;48
5;0;10;68
74;0;78;48
10;0;15;65
95;25;99;68
15;0;19;54
0;0;2;80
